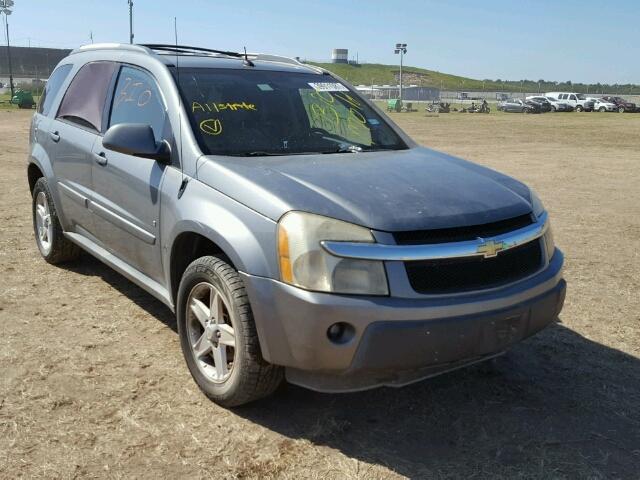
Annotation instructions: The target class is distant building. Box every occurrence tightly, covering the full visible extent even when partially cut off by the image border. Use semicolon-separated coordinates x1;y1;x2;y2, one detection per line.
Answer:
331;49;348;64
356;84;440;101
0;47;71;80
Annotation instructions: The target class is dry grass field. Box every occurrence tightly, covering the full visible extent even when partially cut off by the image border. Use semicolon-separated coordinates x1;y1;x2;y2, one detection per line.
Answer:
1;109;639;479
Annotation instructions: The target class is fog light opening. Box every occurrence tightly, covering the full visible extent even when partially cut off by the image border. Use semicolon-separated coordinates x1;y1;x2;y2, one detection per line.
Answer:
327;322;355;345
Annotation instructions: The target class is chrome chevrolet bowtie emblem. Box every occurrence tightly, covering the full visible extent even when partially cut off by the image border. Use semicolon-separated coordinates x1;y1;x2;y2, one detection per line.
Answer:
477;239;505;258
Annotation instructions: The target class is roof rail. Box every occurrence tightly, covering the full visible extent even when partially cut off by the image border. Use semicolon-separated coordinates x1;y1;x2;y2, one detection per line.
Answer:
141;44;243;59
69;43;318;71
142;44;312;69
70;43;151;55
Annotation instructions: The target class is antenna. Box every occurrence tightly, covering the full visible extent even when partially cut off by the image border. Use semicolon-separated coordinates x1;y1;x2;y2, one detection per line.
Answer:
243;46;255;67
174;17;187;198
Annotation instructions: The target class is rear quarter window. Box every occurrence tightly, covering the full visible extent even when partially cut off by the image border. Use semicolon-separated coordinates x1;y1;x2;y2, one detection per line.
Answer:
38;64;73;116
56;61;118;132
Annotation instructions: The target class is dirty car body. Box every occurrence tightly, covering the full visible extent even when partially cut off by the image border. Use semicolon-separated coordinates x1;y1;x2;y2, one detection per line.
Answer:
27;44;565;401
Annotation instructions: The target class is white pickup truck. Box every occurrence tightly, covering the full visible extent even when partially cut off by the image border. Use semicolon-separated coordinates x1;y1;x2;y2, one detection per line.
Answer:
545;92;594;112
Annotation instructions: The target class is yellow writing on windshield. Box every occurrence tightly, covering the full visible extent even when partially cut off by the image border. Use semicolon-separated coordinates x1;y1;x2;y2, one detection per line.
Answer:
334;92;362;109
347;107;367;132
310;103;340;132
308;102;368;137
192;101;257;113
309;91;335;106
200;118;223;136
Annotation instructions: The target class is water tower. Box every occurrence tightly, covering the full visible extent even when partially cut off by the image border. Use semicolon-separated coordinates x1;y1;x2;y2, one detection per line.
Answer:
331;48;348;64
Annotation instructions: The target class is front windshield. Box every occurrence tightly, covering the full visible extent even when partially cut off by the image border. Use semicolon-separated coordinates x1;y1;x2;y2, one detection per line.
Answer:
175;68;407;156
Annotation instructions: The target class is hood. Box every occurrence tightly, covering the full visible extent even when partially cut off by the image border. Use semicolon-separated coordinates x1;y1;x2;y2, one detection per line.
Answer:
196;147;533;232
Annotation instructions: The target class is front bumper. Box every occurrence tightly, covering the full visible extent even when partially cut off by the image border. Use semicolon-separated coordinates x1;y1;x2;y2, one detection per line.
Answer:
241;250;565;392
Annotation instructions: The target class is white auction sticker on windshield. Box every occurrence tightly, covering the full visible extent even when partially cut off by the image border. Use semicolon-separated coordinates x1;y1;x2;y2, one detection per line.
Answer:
308;82;349;92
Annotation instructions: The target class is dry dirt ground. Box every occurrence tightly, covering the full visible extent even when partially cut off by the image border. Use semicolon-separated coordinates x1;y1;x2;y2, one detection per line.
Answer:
1;109;639;479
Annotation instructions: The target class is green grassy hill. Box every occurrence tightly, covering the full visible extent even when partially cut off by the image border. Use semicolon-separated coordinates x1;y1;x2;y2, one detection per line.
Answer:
308;62;639;95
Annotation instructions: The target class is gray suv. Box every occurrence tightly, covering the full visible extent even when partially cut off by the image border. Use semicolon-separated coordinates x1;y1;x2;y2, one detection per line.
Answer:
28;43;565;406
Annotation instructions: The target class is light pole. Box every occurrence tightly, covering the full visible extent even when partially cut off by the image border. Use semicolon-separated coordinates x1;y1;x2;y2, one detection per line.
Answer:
394;43;407;102
128;0;134;44
0;0;14;99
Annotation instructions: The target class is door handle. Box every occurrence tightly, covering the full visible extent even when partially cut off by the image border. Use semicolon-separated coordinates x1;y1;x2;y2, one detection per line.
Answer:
49;131;60;143
93;152;108;166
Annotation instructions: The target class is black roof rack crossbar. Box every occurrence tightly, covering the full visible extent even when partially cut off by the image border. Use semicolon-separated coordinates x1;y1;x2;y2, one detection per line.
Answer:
140;44;243;58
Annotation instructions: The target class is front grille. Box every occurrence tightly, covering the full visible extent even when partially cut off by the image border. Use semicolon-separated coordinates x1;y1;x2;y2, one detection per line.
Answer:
405;239;543;294
393;214;533;245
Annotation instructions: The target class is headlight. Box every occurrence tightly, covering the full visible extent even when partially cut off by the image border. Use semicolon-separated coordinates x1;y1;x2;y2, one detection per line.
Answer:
530;190;545;218
277;211;389;295
543;226;555;261
530;190;555;260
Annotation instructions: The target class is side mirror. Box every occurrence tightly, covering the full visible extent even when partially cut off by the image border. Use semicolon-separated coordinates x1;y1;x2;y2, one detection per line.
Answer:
103;123;171;163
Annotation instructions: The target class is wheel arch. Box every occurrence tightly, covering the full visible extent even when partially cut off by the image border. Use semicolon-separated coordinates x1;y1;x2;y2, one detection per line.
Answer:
168;230;239;305
27;162;45;193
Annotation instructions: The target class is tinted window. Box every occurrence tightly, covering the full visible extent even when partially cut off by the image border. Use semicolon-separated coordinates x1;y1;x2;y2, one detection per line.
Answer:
57;61;118;132
38;64;72;115
177;68;405;156
570;95;577;101
109;66;166;140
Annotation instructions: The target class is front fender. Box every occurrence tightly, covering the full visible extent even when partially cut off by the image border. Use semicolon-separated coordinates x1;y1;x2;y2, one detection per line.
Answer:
160;167;279;295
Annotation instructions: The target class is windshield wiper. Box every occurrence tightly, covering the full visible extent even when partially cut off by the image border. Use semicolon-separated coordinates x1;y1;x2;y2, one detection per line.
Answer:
232;151;325;157
324;144;363;154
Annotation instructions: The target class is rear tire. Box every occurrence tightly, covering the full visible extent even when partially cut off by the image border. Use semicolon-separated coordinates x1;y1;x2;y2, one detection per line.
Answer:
618;106;625;113
32;177;81;264
599;107;606;112
177;255;283;407
575;105;583;112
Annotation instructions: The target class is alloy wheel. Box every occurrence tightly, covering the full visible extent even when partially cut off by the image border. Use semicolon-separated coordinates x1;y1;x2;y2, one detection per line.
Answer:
185;282;236;383
35;192;53;255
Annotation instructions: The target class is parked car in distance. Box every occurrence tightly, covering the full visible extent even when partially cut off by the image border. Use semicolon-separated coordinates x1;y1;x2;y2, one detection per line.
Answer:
498;98;542;113
545;92;593;112
28;43;565;407
593;98;618;112
527;96;572;112
524;97;552;113
601;96;636;113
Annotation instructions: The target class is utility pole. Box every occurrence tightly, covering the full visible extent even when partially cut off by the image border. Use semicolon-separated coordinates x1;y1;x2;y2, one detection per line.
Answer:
128;0;134;44
394;43;407;103
0;0;14;99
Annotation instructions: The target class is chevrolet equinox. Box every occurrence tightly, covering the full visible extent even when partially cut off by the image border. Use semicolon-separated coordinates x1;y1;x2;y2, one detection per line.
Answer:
28;43;566;406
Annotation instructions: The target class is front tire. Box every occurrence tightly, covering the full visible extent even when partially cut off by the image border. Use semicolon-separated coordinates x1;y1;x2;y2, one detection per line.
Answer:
32;177;81;264
177;256;283;407
599;107;606;112
618;106;625;113
576;105;583;112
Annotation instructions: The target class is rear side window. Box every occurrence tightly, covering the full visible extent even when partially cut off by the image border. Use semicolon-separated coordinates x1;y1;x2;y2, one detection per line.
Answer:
38;64;72;115
57;61;118;132
109;66;166;140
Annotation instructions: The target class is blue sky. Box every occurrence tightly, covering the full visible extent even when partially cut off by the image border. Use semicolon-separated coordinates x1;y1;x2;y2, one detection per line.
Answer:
4;0;639;84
